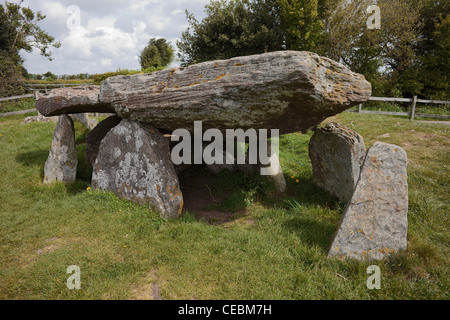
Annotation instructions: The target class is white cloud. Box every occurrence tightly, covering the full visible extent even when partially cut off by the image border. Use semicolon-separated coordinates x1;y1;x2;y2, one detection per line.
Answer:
101;58;112;67
21;0;210;75
63;27;92;58
41;0;67;19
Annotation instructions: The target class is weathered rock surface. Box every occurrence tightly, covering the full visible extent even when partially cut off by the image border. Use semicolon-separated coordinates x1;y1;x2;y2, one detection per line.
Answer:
91;119;183;219
85;115;122;166
101;51;371;134
309;122;366;202
35;85;114;116
23;113;58;124
328;142;408;260
43;114;78;184
36;51;371;134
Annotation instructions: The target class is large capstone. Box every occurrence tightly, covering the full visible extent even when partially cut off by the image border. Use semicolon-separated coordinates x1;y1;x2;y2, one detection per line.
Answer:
36;51;371;134
91;119;183;219
309;122;366;202
35;85;114;116
328;142;408;260
43;114;78;184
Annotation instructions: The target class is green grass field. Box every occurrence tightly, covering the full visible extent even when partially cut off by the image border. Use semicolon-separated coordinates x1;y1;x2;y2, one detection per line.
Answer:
0;108;448;300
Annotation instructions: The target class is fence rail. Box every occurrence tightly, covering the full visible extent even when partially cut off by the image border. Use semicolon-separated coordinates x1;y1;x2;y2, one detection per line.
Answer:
0;94;34;102
352;96;450;120
25;83;93;87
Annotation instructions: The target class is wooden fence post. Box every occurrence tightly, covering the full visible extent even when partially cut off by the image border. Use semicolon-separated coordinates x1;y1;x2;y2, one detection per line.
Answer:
410;96;417;121
358;104;362;113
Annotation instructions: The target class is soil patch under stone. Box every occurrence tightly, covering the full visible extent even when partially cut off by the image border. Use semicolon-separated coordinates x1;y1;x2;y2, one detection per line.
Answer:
179;165;243;225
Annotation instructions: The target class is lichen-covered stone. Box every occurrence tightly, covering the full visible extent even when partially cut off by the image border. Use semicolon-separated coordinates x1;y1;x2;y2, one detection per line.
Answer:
43;115;78;184
309;122;366;202
91;119;183;219
328;142;408;260
100;51;371;134
35;85;114;116
36;51;371;134
85;115;122;166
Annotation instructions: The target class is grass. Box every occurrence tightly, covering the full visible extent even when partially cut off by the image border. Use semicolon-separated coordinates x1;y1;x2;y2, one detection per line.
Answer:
0;111;448;300
0;98;35;114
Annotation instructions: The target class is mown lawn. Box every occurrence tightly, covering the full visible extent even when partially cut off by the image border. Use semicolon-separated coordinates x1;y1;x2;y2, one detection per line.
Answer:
0;111;448;300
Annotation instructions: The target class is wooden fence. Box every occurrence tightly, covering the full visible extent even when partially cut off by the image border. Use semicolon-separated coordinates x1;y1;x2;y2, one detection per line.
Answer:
349;96;450;120
0;84;93;118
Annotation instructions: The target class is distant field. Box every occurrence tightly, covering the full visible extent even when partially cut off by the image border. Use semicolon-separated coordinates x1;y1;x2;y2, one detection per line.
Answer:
25;79;94;85
0;111;448;300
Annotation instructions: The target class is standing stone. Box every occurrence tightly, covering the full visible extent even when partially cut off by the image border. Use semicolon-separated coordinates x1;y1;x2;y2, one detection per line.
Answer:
43;114;78;184
203;143;237;175
238;141;286;193
309;122;366;202
70;113;99;131
23;114;58;124
85;115;122;166
91;119;183;219
328;142;408;260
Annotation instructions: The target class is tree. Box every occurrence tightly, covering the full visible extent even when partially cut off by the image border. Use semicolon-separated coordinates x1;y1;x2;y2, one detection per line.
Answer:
140;38;174;70
0;1;60;97
177;0;329;66
1;0;60;60
177;0;288;66
321;0;420;96
43;71;57;81
278;0;324;53
405;0;450;100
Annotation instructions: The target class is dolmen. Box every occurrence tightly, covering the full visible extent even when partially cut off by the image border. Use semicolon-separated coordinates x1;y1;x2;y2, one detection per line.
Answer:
36;51;372;220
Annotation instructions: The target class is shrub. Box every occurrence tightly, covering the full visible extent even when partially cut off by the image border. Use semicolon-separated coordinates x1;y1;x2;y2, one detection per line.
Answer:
0;52;25;97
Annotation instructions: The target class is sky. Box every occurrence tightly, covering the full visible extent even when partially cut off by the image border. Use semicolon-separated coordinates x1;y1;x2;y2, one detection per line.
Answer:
20;0;210;75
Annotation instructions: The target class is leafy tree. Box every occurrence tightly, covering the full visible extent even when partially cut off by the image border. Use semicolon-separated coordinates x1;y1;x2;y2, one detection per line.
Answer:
0;53;25;97
140;38;174;70
404;0;450;100
1;0;60;60
0;1;60;97
418;14;449;100
279;0;324;53
43;71;57;81
321;0;420;96
177;0;288;66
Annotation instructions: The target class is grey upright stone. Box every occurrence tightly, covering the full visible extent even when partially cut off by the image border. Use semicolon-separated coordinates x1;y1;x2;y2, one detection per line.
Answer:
91;119;184;219
85;115;122;166
309;122;366;202
70;113;99;131
43;114;78;184
328;142;408;260
238;140;286;193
